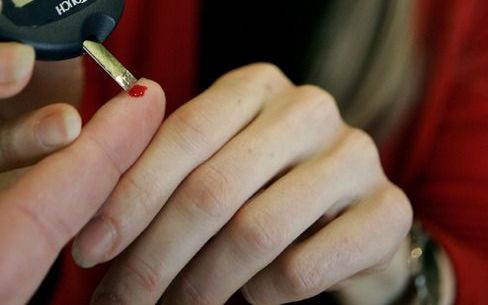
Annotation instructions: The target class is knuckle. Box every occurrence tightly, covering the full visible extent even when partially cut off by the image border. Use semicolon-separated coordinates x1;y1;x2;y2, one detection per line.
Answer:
347;128;377;153
248;62;286;81
120;172;158;217
294;85;342;125
231;209;286;256
296;84;333;99
347;128;381;165
182;162;233;219
381;185;413;234
280;256;323;299
219;62;291;93
336;127;388;187
168;103;212;156
123;253;166;294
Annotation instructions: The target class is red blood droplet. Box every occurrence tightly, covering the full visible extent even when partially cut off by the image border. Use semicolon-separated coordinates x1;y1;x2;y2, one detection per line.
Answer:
128;85;148;98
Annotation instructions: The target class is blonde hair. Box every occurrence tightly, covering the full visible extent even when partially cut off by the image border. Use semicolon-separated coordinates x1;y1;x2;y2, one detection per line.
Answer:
306;0;417;140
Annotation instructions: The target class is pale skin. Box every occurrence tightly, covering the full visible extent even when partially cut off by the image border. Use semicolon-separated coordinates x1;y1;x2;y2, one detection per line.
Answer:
71;62;415;305
0;13;454;305
0;41;167;305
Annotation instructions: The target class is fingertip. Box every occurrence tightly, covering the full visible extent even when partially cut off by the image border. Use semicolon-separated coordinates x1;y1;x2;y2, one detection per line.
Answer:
0;42;35;98
130;78;166;112
71;214;118;269
105;78;166;121
140;78;165;97
35;104;81;148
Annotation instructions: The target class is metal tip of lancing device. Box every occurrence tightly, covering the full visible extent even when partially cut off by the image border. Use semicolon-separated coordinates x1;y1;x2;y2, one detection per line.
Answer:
82;40;138;91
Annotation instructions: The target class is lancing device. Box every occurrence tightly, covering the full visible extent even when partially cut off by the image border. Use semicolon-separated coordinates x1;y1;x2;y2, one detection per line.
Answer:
0;0;137;91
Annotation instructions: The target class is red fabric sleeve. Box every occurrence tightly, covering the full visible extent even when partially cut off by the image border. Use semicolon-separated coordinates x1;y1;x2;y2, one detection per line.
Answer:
384;0;488;303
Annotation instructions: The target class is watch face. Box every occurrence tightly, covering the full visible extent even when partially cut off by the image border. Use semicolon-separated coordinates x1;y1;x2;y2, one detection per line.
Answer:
11;0;35;8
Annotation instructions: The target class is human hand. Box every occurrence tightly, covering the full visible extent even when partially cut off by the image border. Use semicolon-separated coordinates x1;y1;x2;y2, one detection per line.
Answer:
0;78;165;305
0;39;84;188
76;64;413;305
0;0;84;175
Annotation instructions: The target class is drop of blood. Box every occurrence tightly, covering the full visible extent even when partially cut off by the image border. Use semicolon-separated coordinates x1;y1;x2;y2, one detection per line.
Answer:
128;85;148;98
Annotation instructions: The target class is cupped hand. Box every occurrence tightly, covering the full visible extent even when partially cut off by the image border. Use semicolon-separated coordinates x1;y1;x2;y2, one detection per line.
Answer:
78;64;413;305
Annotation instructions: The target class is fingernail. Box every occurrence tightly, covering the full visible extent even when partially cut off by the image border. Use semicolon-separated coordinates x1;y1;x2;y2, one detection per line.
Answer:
36;110;81;147
73;216;116;268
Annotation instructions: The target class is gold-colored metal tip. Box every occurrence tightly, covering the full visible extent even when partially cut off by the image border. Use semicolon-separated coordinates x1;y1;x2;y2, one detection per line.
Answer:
83;40;138;91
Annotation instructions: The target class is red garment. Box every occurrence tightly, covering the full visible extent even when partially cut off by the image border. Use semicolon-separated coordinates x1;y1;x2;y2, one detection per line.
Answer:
48;0;487;304
384;0;488;303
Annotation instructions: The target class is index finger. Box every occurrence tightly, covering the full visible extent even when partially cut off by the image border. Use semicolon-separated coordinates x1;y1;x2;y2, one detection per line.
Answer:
0;79;165;305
